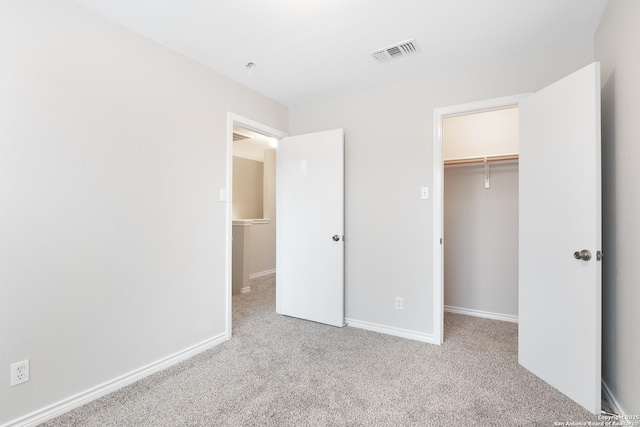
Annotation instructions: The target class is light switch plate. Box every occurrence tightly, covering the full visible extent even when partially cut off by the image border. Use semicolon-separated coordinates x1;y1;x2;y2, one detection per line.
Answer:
219;189;228;202
421;187;429;199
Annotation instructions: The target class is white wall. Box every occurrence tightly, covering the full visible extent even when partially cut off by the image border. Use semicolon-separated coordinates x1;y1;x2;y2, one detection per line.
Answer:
289;38;593;337
0;1;287;424
595;0;640;415
444;164;518;318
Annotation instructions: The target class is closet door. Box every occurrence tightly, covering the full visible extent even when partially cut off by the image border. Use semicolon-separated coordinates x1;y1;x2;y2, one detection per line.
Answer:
519;62;601;414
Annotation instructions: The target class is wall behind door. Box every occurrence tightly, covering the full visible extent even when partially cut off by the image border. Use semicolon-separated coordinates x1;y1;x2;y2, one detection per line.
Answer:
595;0;640;415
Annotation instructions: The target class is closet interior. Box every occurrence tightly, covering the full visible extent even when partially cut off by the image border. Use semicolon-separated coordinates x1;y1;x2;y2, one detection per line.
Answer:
443;107;520;325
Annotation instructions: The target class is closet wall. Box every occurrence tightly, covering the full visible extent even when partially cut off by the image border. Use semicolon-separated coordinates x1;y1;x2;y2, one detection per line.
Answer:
232;144;277;281
443;108;519;321
232;156;264;219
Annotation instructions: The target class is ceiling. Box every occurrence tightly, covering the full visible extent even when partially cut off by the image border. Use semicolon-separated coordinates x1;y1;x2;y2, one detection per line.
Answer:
73;0;608;106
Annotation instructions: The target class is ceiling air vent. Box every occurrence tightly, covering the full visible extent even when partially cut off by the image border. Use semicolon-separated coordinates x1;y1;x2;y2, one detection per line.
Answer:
233;132;251;141
370;39;418;63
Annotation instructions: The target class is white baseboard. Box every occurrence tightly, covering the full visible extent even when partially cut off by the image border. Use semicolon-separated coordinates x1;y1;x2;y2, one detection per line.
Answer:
249;269;276;279
345;318;438;344
5;333;228;427
602;379;621;414
602;379;637;424
444;305;518;323
240;286;251;294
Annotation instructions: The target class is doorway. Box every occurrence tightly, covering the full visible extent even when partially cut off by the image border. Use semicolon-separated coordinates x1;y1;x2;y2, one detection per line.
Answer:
442;107;520;336
432;94;529;345
225;113;287;338
433;63;602;415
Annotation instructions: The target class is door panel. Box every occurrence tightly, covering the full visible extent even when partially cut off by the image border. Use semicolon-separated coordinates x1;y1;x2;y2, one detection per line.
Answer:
276;129;344;327
519;63;601;414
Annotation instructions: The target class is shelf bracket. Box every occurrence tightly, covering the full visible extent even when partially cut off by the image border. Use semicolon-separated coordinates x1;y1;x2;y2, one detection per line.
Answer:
484;157;490;189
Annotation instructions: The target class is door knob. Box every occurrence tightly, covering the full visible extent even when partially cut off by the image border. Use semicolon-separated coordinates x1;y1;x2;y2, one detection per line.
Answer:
573;249;592;261
332;235;341;242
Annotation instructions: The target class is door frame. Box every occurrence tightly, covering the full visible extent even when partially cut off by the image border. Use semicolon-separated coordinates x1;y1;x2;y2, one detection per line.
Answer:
432;94;530;345
225;113;288;339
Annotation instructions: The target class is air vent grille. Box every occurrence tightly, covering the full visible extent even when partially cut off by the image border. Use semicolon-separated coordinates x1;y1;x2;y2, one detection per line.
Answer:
370;39;418;63
233;132;250;141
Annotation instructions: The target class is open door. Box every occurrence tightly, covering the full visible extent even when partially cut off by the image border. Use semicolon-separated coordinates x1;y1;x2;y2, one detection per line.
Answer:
519;63;601;414
276;129;344;327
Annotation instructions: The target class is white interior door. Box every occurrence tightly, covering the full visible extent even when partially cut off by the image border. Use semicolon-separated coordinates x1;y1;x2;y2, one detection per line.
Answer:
276;129;344;327
519;62;601;414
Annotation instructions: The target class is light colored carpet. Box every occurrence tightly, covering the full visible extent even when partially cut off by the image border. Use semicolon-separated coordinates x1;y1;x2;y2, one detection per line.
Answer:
43;275;602;426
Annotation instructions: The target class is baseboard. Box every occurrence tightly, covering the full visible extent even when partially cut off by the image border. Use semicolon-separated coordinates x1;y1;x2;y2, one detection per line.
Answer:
602;379;637;424
5;333;228;427
602;379;621;414
345;318;438;344
249;269;276;279
444;305;518;323
240;286;251;294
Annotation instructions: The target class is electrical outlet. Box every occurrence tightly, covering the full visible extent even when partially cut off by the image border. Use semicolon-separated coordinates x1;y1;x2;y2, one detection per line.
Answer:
395;297;403;310
10;360;29;387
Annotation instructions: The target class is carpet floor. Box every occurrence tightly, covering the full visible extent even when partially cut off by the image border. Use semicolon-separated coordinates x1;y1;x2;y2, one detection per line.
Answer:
44;274;602;426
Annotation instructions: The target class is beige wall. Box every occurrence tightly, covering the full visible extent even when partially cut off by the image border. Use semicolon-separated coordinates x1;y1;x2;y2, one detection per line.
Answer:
290;38;593;336
250;148;277;275
232;222;252;294
443;108;519;160
232;149;276;277
0;1;287;424
233;156;264;219
595;0;640;415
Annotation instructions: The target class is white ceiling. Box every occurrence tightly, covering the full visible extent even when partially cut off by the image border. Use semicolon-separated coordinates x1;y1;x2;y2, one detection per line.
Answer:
73;0;608;106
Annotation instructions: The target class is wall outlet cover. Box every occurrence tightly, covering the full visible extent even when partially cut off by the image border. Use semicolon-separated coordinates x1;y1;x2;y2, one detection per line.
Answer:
11;359;30;387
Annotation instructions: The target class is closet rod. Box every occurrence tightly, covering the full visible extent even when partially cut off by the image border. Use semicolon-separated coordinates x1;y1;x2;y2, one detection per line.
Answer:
444;154;519;166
